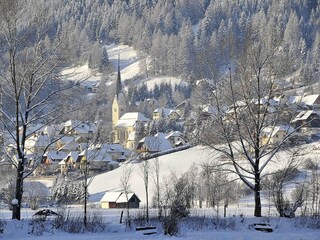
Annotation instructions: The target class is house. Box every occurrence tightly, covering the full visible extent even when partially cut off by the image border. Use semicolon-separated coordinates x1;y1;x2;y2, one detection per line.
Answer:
100;191;140;209
152;108;180;121
56;136;79;152
224;97;281;122
224;100;247;122
175;100;192;118
59;151;79;174
136;135;172;154
59;120;97;139
58;143;125;174
104;143;127;162
90;143;127;162
76;147;113;172
24;133;55;155
292;110;320;130
40;151;67;174
261;125;295;146
164;131;188;147
112;112;149;149
251;97;280;114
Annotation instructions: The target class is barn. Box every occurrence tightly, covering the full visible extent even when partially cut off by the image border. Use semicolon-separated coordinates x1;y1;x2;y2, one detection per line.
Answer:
100;191;140;209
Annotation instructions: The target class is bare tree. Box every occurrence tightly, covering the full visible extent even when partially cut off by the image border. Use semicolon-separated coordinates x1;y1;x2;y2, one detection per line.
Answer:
120;164;133;228
152;156;162;219
302;159;320;217
24;181;48;210
139;159;150;222
196;39;300;217
263;152;304;218
0;0;86;220
201;161;239;218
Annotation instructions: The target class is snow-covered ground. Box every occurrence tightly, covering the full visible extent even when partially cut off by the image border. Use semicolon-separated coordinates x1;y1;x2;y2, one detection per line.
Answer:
60;44;185;91
61;64;102;89
1;208;320;239
106;44;141;82
1;142;320;239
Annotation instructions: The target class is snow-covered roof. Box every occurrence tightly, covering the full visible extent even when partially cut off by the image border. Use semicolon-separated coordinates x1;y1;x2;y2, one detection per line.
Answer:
93;143;125;153
44;151;67;160
154;108;173;116
115;112;149;128
287;94;320;107
66;151;79;161
262;125;295;138
100;191;139;203
63;120;97;134
100;191;122;202
138;135;173;152
165;131;184;139
59;151;78;165
58;136;74;144
116;193;136;203
79;148;112;162
292;110;320;122
58;139;79;151
25;134;52;149
252;97;281;106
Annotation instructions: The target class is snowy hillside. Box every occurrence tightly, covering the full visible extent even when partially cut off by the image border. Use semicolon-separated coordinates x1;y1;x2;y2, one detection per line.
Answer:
88;142;320;206
88;146;213;203
61;44;186;92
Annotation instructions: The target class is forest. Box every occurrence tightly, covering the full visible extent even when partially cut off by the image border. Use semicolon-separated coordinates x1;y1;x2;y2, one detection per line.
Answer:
12;0;317;82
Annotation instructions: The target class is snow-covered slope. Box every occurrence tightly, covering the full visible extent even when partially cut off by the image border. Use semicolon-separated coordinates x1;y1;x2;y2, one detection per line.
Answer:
88;146;213;203
61;64;101;89
88;142;320;205
106;44;141;81
61;44;186;91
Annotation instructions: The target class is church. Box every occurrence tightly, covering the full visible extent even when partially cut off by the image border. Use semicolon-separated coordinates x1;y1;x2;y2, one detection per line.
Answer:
111;56;150;149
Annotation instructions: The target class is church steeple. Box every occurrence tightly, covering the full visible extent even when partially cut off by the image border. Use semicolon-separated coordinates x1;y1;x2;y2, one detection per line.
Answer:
112;54;127;127
116;54;122;97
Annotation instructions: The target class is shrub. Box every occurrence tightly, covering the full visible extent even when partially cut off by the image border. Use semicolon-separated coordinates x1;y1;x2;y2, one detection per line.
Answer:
163;215;179;236
53;208;106;233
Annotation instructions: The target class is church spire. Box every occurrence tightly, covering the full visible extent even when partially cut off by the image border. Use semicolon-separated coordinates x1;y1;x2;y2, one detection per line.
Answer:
116;54;122;96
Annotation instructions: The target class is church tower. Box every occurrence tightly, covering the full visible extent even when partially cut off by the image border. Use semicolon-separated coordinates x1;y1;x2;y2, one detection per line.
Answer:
112;54;127;126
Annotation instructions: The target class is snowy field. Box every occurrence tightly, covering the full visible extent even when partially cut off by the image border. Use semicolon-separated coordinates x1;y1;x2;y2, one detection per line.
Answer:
1;207;320;240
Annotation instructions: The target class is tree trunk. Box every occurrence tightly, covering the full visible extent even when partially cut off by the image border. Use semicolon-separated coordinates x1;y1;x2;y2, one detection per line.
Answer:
254;172;262;217
145;185;149;222
12;160;24;220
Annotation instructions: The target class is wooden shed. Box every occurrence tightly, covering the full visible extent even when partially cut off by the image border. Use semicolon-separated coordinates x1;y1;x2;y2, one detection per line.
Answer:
100;191;140;209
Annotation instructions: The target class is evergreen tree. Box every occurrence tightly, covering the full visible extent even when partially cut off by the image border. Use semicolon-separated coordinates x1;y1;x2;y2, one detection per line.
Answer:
99;47;111;72
177;19;196;77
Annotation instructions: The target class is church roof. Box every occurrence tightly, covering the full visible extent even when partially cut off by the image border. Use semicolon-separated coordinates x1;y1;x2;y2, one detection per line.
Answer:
115;112;149;128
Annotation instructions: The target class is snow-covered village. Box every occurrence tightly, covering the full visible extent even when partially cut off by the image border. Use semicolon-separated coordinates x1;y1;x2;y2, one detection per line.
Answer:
0;1;320;239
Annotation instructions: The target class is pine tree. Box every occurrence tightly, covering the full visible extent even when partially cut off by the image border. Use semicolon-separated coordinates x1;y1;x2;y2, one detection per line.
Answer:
99;47;110;72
